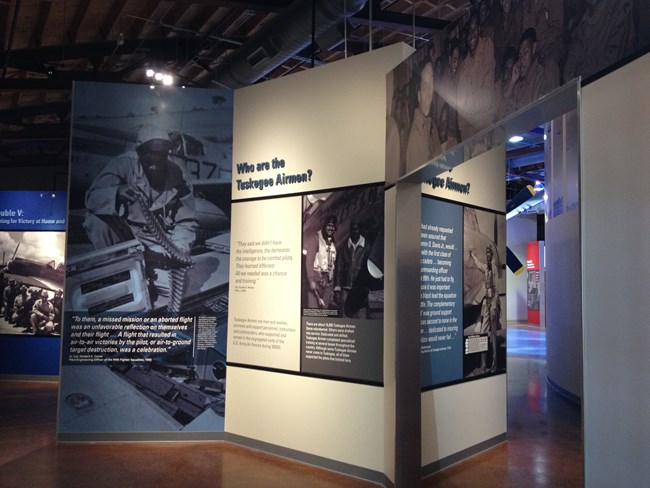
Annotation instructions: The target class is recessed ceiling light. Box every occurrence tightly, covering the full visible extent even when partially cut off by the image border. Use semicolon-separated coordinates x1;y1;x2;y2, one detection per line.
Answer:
509;135;524;143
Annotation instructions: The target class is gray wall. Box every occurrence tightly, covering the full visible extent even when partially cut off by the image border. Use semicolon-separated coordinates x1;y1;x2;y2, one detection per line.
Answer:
582;52;650;486
545;110;582;399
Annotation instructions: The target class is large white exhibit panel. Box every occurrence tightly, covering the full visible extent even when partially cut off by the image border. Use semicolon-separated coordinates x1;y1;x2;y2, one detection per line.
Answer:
581;52;650;486
227;44;412;483
226;40;511;481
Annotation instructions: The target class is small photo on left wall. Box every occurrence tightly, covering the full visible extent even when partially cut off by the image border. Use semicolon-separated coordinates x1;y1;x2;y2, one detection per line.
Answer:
0;231;65;336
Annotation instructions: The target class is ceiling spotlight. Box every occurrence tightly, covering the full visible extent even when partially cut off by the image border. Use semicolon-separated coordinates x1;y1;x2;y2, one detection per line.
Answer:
145;69;174;87
509;135;524;143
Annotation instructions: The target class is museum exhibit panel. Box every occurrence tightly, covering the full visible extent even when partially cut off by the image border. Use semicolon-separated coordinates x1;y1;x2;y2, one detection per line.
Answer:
227;43;412;486
526;240;544;327
0;0;648;486
0;191;67;377
57;82;233;436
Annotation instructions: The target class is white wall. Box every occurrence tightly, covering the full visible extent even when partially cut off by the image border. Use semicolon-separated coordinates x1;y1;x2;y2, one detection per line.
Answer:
226;367;386;469
506;215;537;322
421;375;507;465
581;52;650;486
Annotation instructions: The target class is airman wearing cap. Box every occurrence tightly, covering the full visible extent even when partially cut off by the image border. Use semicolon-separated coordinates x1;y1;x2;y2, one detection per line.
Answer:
117;125;175;204
83;121;198;312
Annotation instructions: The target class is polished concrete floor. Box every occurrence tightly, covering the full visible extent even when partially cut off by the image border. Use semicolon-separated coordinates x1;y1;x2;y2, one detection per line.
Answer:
1;324;582;487
423;324;583;487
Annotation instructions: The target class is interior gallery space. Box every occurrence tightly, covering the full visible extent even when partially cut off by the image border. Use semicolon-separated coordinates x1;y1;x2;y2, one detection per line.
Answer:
0;1;648;487
1;331;582;487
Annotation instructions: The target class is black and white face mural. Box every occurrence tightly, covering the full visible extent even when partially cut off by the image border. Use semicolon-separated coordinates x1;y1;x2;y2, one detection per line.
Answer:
386;0;643;183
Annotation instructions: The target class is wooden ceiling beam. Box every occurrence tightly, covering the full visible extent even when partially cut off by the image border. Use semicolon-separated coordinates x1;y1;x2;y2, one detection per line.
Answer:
165;1;290;13
67;0;92;44
1;37;204;73
0;101;70;125
99;0;129;40
30;0;53;48
0;1;10;49
353;0;450;33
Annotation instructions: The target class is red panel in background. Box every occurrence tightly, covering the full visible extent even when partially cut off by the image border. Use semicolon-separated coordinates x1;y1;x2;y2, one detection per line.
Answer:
527;241;541;325
528;309;540;325
527;241;540;270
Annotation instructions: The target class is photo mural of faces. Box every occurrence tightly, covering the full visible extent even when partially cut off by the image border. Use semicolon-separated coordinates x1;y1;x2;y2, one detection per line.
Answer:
386;0;643;182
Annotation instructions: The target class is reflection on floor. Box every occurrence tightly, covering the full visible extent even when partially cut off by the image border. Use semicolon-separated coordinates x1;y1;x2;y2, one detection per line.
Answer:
0;323;582;487
424;323;583;487
508;325;547;358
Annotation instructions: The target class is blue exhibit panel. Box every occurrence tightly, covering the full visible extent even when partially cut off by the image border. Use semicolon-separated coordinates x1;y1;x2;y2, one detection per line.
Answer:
0;336;60;376
420;197;463;388
0;190;67;377
0;191;67;231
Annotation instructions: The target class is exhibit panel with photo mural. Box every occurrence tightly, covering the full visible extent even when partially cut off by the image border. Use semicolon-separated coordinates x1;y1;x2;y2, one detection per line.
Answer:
227;47;414;390
229;179;385;383
229;181;385;384
0;191;67;377
58;82;233;437
386;0;646;184
420;145;506;389
0;191;66;338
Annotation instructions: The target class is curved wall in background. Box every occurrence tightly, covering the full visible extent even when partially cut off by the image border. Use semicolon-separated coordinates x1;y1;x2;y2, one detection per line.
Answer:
544;110;582;401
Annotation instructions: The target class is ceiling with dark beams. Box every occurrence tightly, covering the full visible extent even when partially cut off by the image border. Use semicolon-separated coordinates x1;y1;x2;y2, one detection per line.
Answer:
0;0;543;201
